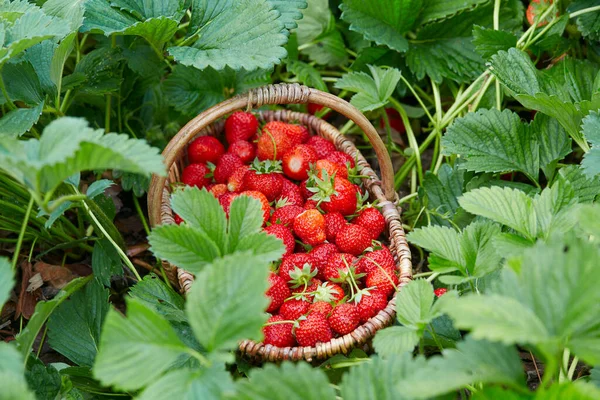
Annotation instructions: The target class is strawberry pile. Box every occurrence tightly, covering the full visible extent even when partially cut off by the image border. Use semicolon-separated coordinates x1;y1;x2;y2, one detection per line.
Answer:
177;111;398;348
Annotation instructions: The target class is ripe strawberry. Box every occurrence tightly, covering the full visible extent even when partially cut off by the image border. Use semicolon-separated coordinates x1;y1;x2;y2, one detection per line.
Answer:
325;151;355;169
266;273;291;313
224;111;259;144
228;140;256;163
324;253;357;282
328;303;360;335
379;108;406;133
295;313;332;347
276;179;304;206
262;121;309;145
355;290;388;323
309;175;358;216
308;301;333;317
299;180;312;200
174;214;184;225
181;163;212;188
336;224;372;256
353;207;386;240
278;254;315;283
293;209;326;246
227;165;249;192
291;278;322;302
314;159;348;179
270;205;304;227
526;0;554;27
356;247;395;275
257;122;296;160
214;153;243;184
324;212;347;243
280;299;311;320
309;243;338;279
218;192;239;216
208;183;228;197
307;103;331;120
313;281;345;303
304;199;318;210
240;190;270;223
264;224;295;256
188;136;224;164
263;315;296;347
245;159;283;201
365;268;398;297
306;136;336;159
434;288;447;298
282;144;318;181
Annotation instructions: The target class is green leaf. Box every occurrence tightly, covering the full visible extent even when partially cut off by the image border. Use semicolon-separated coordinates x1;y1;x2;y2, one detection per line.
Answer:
334;65;401;111
186;252;270;352
91;238;123;287
300;26;348;66
227;195;265;252
93;298;189;391
0;102;43;138
591;366;600;388
472;26;518;59
583;149;600;177
444;236;600;365
582;111;600;177
420;163;465;225
235;232;287;264
42;0;85;30
1;61;44;105
129;274;186;323
25;356;61;400
0;342;36;400
286;59;327;91
47;280;109;367
473;387;532;400
68;46;124;95
295;0;330;44
569;0;600;41
443;108;540;182
408;226;463;272
373;326;420;356
559;165;600;203
536;382;600;400
0;257;14;310
148;224;221;274
164;65;270;116
169;0;287;71
419;0;490;25
533;114;572;180
395;279;437;328
339;0;422;52
16;276;92;361
268;0;308;30
235;362;336;400
0;117;166;196
138;366;235;400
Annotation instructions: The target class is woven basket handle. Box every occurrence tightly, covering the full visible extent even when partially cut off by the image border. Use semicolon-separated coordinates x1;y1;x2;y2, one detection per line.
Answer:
148;83;396;226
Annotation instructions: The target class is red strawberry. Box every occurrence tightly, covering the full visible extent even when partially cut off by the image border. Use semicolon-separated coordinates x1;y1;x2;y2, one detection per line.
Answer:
214;153;243;184
276;179;304;206
266;273;291;313
263;315;296;347
278;253;315;283
228;140;256;164
181;163;212;188
324;253;357;282
208;183;228;197
257;122;296;160
245;159;283;201
308;301;333;317
310;175;358;216
325;151;355;168
299;180;312;200
174;214;184;225
227;165;249;192
262;121;309;145
434;288;447;298
328;303;360;335
366;268;398;297
218;192;239;216
291;278;322;302
314;159;348;180
306;136;336;159
309;243;338;279
304;199;318;210
293;209;326;246
324;212;347;243
269;205;304;227
188;136;224;164
282;144;318;181
264;224;295;256
307;103;330;120
379;108;406;134
295;313;332;347
313;282;345;303
356;247;395;275
280;299;311;320
240;191;270;223
353;207;386;240
336;224;372;256
224;111;259;144
355;290;388;323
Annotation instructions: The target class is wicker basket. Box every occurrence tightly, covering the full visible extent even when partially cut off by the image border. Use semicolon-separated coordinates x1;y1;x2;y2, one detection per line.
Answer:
147;83;412;361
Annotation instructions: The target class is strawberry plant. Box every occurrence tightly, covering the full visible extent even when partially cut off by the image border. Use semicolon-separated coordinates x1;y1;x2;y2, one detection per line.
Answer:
2;0;600;399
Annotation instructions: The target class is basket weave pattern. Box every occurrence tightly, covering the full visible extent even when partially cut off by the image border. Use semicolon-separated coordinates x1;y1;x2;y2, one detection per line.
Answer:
148;84;412;361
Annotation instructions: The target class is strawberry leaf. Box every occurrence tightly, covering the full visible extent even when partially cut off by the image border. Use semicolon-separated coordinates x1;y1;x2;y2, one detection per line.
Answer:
0;257;13;311
93;298;190;391
301;26;348;67
268;0;308;30
227;196;265;251
129;274;186;323
0;342;36;400
418;0;489;25
582;111;600;177
186;252;270;353
373;326;420;356
42;0;85;30
137;366;234;400
472;26;518;59
533;114;572;180
235;362;336;400
559;165;600;203
295;0;330;45
169;0;288;71
569;0;600;41
286;60;328;92
0;101;43;138
335;65;402;111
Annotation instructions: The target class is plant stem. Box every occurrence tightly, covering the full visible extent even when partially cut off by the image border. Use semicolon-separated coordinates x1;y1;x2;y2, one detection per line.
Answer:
427;324;444;353
132;195;150;237
567;356;579;381
400;75;435;125
431;79;443;126
36;325;48;358
0;72;16;111
390;98;423;185
570;5;600;18
398;192;418;204
12;197;34;270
